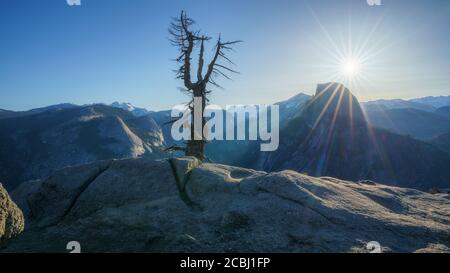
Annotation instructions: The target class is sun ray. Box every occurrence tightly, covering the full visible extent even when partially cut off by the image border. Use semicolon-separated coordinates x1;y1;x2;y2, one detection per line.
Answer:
309;83;340;132
303;3;409;183
324;85;346;156
308;7;346;62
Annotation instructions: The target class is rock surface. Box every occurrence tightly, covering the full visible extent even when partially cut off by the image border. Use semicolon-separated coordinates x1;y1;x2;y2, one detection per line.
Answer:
0;183;24;243
2;157;449;253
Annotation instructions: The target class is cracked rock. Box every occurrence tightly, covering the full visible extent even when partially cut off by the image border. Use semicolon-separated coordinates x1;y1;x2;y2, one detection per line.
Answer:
2;157;449;253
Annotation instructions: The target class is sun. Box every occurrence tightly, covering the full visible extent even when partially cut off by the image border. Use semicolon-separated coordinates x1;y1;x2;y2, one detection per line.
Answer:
341;58;361;78
307;6;388;94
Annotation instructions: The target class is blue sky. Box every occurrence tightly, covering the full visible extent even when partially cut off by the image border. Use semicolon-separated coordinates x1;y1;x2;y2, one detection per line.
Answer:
0;0;449;111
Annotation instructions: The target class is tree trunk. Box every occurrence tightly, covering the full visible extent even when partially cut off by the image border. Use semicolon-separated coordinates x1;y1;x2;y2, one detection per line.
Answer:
186;139;205;160
186;87;206;160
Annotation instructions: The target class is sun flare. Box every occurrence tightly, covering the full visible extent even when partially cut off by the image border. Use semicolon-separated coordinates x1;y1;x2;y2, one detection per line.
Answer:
306;7;388;96
341;58;361;78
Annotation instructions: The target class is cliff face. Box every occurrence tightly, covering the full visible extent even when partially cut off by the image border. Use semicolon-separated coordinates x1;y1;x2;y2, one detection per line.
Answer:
2;157;449;253
262;83;450;191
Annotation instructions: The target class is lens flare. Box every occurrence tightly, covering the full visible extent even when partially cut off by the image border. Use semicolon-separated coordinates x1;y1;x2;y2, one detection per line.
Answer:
341;58;361;78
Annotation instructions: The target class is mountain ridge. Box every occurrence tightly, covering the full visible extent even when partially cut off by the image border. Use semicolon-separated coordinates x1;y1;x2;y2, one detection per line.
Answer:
1;87;449;191
0;104;166;190
364;107;450;140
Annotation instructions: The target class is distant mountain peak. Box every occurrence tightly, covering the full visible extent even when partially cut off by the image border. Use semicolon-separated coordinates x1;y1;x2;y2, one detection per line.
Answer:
110;102;151;117
29;103;79;113
410;95;450;108
315;82;349;96
274;92;311;127
363;94;450;112
301;82;364;127
0;103;165;190
288;92;310;99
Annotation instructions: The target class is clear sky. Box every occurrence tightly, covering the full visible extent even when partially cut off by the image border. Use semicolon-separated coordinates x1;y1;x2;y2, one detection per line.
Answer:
0;0;449;111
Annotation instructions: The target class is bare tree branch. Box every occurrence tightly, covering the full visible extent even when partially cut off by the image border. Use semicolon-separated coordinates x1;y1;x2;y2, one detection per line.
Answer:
202;38;242;87
215;63;239;74
168;11;241;159
164;145;187;152
202;39;222;85
197;38;205;82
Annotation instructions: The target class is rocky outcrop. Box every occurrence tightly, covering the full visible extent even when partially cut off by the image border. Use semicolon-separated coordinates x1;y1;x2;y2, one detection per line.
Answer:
0;183;24;243
2;157;449;253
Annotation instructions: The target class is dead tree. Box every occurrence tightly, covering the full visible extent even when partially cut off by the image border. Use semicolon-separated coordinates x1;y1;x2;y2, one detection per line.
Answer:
169;11;241;160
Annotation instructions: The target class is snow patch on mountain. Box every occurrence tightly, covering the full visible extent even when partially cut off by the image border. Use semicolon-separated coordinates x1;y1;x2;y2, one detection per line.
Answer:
111;102;151;117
